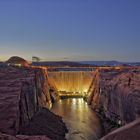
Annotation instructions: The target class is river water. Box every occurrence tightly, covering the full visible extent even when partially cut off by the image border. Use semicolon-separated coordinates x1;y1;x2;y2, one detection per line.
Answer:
51;98;102;140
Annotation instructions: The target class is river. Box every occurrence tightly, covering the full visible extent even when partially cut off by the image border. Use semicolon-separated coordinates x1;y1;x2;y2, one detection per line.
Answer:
51;98;102;140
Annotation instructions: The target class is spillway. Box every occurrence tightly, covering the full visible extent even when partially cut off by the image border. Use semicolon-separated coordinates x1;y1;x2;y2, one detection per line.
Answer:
47;71;94;95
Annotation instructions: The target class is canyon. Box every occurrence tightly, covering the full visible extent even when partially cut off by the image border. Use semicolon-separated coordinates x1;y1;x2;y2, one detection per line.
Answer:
0;64;140;140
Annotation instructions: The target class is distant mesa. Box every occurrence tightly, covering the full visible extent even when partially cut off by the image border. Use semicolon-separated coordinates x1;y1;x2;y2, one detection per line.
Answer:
6;56;30;67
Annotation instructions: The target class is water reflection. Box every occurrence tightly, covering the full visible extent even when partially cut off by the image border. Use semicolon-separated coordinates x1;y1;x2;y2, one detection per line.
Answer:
51;98;102;140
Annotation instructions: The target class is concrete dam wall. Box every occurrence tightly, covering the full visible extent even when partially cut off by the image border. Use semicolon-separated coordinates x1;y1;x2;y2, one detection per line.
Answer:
47;71;95;95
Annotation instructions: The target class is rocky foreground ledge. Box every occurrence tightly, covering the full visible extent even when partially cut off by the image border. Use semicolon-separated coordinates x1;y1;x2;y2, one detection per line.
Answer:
0;66;67;140
101;118;140;140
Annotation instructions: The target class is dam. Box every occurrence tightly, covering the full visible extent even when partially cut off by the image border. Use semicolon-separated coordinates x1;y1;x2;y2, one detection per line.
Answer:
47;68;98;97
47;68;102;140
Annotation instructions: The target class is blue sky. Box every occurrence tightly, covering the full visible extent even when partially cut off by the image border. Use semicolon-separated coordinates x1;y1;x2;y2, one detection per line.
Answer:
0;0;140;62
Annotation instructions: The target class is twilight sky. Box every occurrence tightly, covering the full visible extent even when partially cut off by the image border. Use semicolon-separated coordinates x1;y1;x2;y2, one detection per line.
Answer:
0;0;140;62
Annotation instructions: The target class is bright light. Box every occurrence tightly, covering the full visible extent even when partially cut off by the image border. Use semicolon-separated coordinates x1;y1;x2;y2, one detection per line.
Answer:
47;71;93;95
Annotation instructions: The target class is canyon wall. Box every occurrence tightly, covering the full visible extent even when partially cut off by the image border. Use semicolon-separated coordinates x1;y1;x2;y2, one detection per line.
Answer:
101;68;140;124
19;67;52;132
0;66;68;140
87;67;140;137
86;69;100;109
0;66;52;135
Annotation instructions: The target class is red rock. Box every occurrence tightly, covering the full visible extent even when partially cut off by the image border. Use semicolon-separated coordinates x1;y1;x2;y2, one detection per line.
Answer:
0;67;51;135
88;68;140;125
6;56;30;67
100;118;140;140
0;66;68;140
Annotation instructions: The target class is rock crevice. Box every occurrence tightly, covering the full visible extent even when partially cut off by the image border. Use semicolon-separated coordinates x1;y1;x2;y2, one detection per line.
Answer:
0;66;67;140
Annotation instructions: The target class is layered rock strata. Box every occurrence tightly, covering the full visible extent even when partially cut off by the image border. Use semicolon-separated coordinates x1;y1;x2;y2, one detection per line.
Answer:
0;66;67;140
87;67;140;137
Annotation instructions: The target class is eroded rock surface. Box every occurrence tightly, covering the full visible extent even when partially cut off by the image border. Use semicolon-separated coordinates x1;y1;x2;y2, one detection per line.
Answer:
0;66;51;135
100;68;140;124
21;108;68;140
0;66;67;140
86;67;140;137
88;68;140;124
101;118;140;140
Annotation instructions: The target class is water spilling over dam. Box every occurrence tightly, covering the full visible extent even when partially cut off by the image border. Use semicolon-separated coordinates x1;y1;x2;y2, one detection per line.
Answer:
47;71;95;95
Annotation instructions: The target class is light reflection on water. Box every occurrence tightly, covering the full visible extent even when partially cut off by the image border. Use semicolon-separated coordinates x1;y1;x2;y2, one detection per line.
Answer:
51;98;102;140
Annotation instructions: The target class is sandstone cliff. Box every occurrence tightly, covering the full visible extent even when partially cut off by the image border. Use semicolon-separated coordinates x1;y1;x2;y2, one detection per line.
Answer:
101;68;140;124
0;66;51;135
0;66;67;140
87;67;140;137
